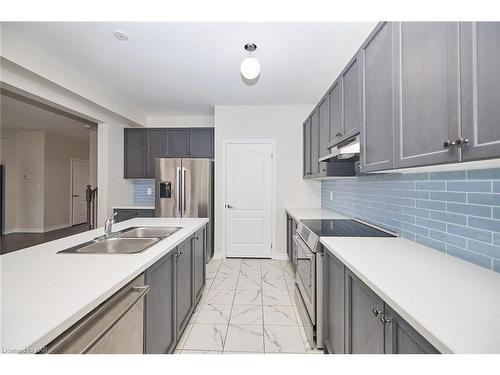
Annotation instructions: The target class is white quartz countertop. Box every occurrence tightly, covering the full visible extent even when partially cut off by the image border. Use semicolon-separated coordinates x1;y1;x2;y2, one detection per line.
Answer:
0;217;208;353
285;207;348;222
113;206;155;210
320;236;500;354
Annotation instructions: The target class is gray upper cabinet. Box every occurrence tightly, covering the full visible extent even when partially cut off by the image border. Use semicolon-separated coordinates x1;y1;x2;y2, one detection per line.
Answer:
384;305;439;354
394;22;461;168
323;250;345;354
460;22;500;161
124;128;148;179
193;227;206;303
310;109;320;176
342;53;362;141
318;96;330;175
361;22;395;172
189;128;214;158
176;238;194;336
147;129;167;177
345;270;385;354
303;118;312;177
166;129;190;158
144;251;176;354
328;80;343;145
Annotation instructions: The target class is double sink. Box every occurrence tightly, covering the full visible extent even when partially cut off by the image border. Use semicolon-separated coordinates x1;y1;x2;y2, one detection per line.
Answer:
58;227;181;254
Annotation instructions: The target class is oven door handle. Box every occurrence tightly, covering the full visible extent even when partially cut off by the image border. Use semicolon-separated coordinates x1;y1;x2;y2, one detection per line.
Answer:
293;235;313;259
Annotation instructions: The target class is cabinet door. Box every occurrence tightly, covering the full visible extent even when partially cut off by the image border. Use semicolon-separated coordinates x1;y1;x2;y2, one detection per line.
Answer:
345;271;385;354
189;128;214;158
193;227;206;303
329;80;343;145
323;251;345;354
311;109;320;176
147;129;167;178
176;238;194;336
394;22;461;168
342;54;362;140
124;128;148;178
384;305;439;354
291;219;298;270
303;119;312;177
318;97;330;175
460;22;500;161
144;252;176;353
361;22;395;172
166;129;189;157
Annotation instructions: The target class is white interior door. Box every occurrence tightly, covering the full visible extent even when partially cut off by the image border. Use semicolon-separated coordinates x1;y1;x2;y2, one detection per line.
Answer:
225;142;273;258
72;159;89;225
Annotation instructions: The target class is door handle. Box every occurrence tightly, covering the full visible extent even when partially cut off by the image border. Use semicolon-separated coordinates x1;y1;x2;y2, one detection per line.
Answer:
182;167;187;215
176;167;181;215
73;194;80;198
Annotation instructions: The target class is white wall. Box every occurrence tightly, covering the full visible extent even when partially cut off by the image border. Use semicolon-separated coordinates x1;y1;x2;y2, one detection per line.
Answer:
214;105;321;259
88;128;98;188
44;132;89;230
146;115;214;127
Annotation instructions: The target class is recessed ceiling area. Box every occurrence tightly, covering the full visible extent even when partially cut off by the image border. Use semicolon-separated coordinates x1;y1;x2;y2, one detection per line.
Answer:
1;22;377;116
1;90;96;143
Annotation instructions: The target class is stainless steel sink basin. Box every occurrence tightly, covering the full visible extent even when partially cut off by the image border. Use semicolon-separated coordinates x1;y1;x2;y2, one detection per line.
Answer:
58;237;161;254
116;226;181;238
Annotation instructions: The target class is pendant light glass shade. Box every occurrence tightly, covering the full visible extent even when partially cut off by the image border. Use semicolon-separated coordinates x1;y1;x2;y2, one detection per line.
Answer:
240;56;261;80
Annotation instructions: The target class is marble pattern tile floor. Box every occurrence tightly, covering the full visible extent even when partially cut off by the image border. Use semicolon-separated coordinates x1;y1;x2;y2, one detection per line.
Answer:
175;258;323;354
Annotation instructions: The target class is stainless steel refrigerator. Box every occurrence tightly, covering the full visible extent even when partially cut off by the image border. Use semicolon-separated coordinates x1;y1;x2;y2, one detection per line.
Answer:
155;158;214;261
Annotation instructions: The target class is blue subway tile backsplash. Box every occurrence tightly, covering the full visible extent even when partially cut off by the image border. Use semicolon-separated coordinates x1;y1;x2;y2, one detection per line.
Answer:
321;167;500;273
132;180;155;206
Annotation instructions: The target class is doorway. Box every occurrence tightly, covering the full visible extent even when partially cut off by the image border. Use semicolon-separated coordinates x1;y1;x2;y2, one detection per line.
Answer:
71;159;89;225
224;141;275;258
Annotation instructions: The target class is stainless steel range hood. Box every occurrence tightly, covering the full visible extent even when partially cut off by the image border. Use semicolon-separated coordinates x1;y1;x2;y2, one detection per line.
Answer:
319;134;360;162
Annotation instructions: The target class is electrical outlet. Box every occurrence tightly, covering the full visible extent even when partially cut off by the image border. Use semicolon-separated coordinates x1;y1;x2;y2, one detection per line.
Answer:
330;191;334;200
147;188;152;195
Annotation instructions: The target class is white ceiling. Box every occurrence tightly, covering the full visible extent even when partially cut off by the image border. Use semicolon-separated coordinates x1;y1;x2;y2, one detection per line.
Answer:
2;22;376;116
1;92;94;143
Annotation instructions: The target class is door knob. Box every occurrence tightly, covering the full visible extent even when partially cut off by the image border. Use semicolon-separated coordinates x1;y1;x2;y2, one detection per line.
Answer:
227;204;234;209
72;194;80;197
455;137;470;148
443;140;456;149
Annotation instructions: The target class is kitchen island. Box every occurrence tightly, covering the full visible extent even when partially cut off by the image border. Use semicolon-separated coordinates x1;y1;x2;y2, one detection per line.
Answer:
0;217;208;353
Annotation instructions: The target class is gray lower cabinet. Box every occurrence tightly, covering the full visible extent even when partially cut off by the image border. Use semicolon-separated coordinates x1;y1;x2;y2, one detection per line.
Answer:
345;270;385;354
144;251;176;354
323;250;438;354
460;22;500;161
193;227;206;303
360;22;395;172
323;250;345;354
394;22;461;168
113;208;155;223
176;238;194;335
286;214;298;270
384;305;439;354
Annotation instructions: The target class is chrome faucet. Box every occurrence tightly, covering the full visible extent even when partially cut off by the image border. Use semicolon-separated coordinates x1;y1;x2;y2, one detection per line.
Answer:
104;212;118;237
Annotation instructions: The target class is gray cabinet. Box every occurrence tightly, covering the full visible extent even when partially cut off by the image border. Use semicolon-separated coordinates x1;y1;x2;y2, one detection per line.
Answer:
144;251;176;354
328;80;343;145
361;22;395;172
166;129;189;158
193;227;206;303
342;53;362;141
460;22;500;161
345;270;385;354
189;128;214;158
176;238;194;336
147;129;167;177
384;305;439;354
323;250;345;354
124;128;148;179
394;22;461;168
113;208;155;223
310;109;320;176
303;118;312;177
318;97;330;175
286;214;298;270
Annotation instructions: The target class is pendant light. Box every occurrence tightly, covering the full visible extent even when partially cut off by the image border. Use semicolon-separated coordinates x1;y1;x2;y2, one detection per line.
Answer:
240;43;260;80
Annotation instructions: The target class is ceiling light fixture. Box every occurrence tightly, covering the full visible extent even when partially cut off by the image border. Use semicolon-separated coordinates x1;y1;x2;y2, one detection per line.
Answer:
113;31;129;41
240;43;260;80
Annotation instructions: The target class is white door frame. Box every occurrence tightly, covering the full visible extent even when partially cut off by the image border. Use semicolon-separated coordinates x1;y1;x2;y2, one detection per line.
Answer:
221;139;276;259
70;158;89;226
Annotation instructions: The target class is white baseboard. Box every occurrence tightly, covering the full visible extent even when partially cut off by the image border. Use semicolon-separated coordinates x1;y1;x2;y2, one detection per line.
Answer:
272;252;289;260
44;223;72;232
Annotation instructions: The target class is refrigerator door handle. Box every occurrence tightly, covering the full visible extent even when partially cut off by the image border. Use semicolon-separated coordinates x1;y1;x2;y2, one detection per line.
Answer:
182;167;187;215
176;166;181;216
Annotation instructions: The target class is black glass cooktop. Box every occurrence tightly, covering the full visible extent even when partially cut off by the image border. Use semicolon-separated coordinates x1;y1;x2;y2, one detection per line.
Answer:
301;219;395;237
